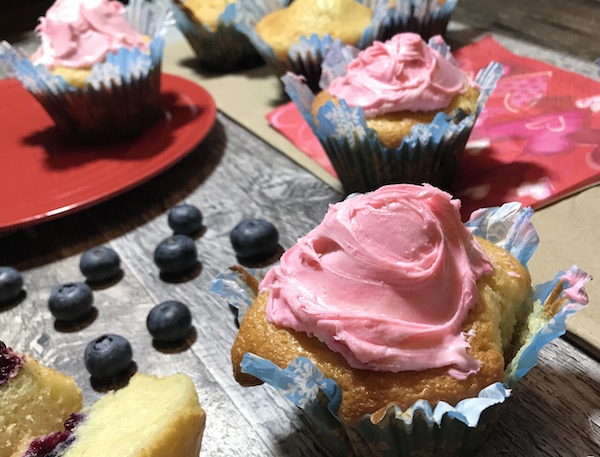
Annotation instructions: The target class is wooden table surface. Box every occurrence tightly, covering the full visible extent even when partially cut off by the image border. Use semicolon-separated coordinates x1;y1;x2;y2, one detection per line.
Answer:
1;1;599;456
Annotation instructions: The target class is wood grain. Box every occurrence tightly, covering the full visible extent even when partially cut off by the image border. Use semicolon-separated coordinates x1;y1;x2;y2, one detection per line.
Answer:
453;0;600;61
1;4;599;457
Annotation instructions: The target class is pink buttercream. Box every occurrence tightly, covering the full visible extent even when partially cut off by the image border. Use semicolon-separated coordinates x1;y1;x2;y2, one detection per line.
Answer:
31;0;149;70
328;33;469;117
261;184;494;379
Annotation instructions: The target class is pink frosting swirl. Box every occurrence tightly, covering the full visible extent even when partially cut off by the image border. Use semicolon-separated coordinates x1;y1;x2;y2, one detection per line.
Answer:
328;33;469;117
261;184;494;379
32;0;149;70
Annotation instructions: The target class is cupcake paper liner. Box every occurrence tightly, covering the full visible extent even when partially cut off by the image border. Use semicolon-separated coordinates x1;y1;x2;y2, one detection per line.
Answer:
162;0;265;72
361;0;459;42
0;0;171;141
283;37;503;194
210;202;591;457
234;0;389;92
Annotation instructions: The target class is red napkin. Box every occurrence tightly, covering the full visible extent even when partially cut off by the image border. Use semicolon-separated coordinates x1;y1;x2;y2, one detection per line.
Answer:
266;36;600;217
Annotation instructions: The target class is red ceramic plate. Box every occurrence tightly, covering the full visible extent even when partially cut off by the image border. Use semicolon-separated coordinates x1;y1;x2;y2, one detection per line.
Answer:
0;73;217;233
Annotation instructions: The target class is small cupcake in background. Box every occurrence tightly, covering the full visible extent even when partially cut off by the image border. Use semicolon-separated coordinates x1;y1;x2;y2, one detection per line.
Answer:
0;0;171;142
284;33;502;194
211;185;591;457
235;0;389;92
165;0;266;72
374;0;459;42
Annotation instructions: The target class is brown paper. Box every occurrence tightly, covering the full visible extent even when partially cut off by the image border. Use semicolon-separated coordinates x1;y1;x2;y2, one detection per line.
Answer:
162;40;342;192
162;40;599;359
528;186;600;358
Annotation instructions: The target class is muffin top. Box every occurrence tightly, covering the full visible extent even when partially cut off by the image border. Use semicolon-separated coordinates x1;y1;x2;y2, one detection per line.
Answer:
327;33;471;117
260;184;494;379
183;0;237;31
31;0;148;70
256;0;373;60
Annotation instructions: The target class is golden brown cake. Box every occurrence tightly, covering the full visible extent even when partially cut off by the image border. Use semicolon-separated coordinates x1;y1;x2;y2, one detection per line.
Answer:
255;0;373;60
14;373;206;457
0;343;82;457
183;0;237;31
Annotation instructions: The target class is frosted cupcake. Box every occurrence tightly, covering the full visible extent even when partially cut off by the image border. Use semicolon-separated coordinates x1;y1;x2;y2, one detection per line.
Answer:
211;184;591;457
235;0;388;92
0;0;171;141
166;0;265;72
0;341;82;457
285;33;502;193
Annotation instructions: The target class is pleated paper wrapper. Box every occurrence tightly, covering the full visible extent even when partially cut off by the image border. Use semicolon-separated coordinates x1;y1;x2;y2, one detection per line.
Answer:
283;37;503;194
0;0;172;141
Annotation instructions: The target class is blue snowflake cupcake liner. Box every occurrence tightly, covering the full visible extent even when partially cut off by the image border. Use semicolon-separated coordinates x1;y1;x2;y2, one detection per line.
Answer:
162;0;268;73
362;0;459;42
283;37;503;194
0;0;172;142
210;202;591;457
234;0;390;92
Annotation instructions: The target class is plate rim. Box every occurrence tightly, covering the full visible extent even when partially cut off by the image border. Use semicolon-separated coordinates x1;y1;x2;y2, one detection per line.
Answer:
0;73;217;233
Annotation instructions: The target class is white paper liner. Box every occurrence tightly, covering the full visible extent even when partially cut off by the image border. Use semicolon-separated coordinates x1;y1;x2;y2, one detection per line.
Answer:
210;202;591;457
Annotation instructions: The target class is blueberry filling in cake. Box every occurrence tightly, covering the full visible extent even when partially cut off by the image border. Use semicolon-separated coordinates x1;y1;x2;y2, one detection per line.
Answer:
0;341;23;386
14;373;206;457
0;341;82;457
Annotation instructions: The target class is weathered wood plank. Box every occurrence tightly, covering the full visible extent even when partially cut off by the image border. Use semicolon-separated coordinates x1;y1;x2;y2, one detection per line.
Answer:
2;113;598;456
1;4;599;456
453;0;600;61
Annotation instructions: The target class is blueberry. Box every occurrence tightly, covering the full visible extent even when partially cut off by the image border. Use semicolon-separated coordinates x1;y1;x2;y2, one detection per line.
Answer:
84;334;132;380
79;246;121;283
147;300;192;342
0;267;23;303
48;283;93;321
230;218;279;259
168;204;203;235
153;235;198;275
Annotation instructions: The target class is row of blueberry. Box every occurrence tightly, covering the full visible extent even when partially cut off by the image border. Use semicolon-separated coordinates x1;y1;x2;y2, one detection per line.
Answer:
0;204;281;382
